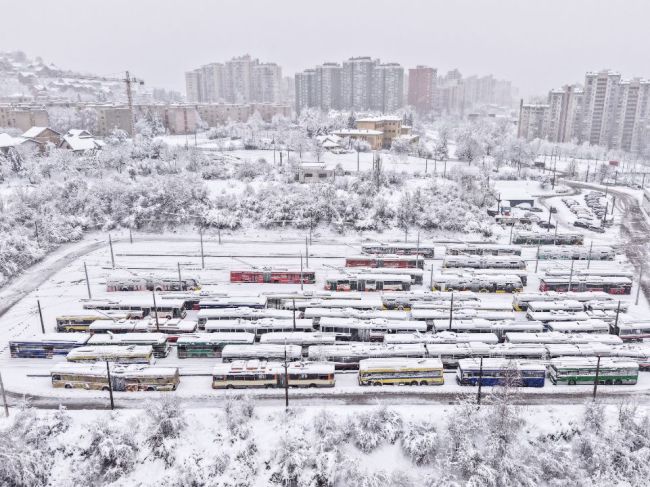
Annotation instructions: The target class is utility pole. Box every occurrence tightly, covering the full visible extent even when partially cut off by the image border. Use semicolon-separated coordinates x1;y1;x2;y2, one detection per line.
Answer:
547;207;553;232
151;290;160;331
300;252;304;291
508;224;514;245
199;228;205;270
34;220;40;248
425;157;428;174
283;340;289;411
109;234;115;269
429;265;434;290
129;229;133;244
292;299;296;330
123;71;144;138
613;301;622;334
553;224;558;245
0;371;8;417
477;357;484;406
534;244;540;273
177;262;183;291
592;355;601;401
635;267;643;306
106;361;115;410
416;231;420;270
84;261;92;299
587;242;593;269
37;300;45;334
568;259;575;292
305;237;309;268
448;291;454;331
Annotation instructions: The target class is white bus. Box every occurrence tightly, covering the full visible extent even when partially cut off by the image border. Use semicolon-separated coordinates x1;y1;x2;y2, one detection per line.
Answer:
526;310;590;323
383;332;499;345
212;360;335;389
318;317;427;341
546;320;610;334
443;255;527;270
197;308;294;328
613;322;650;341
358;358;444;386
66;345;154;364
86;333;170;358
526;300;585;313
204;318;314;337
221;344;303;362
412;308;516;324
307;343;427;370
505;332;623;346
537;246;614;261
445;243;522;256
304;307;410;323
512;291;613;311
432;274;523;293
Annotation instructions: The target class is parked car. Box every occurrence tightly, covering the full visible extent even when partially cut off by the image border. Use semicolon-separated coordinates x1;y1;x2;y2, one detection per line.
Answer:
538;222;556;229
588;224;606;233
574;220;589;229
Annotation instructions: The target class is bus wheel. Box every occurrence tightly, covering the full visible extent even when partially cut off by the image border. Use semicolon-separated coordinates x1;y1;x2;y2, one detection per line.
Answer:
373;382;382;387
102;386;109;391
64;384;72;389
410;381;418;386
605;380;613;385
568;379;576;385
226;385;235;390
146;387;155;391
420;380;428;386
309;384;317;388
614;379;622;385
265;384;274;389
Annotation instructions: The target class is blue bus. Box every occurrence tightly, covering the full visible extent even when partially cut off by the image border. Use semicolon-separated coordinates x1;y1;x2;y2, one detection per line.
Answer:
456;358;546;387
9;333;90;359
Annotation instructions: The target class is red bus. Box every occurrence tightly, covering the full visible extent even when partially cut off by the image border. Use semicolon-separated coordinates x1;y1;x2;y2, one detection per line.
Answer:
345;255;425;270
539;277;632;295
230;269;316;284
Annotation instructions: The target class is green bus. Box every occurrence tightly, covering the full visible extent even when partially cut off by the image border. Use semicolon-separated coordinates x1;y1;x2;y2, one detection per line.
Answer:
176;333;255;358
548;357;639;385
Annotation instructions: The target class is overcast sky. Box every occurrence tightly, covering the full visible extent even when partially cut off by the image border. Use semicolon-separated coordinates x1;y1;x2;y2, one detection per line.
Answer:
1;0;649;98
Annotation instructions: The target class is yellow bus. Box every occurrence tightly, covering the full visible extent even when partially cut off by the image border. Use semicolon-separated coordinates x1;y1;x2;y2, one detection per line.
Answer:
66;345;154;364
51;363;180;391
358;357;444;386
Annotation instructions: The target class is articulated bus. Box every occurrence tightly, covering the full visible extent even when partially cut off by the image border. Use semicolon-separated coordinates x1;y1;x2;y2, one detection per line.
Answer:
86;333;170;358
56;310;145;332
537;246;614;261
446;268;529;286
317;317;426;341
358;358;444;386
107;275;200;292
304;308;410;324
197;308;294;328
548;357;638;386
513;231;584;245
539;277;632;295
456;358;546;387
383;332;500;346
432;274;523;293
51;363;180;391
443;255;527;270
412;308;516;325
512;291;613;311
9;333;89;359
526;310;590;323
281;297;378;311
346;267;425;285
381;291;479;310
212;360;335;389
82;297;188;319
259;332;336;353
546;320;610;334
307;343;427;370
345;255;425;270
176;333;255;358
204;318;315;337
526;300;585;314
325;274;411;292
230;269;316;284
221;344;303;362
198;296;267;309
504;332;623;346
361;243;435;259
445;244;522;256
66;345;154;364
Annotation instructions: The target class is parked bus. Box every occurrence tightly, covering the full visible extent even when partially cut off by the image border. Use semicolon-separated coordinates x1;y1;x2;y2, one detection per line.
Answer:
176;333;255;358
613;322;650;342
325;274;411;292
56;310;144;332
358;358;444;386
304;308;410;324
526;300;585;314
545;343;612;358
512;291;613;311
87;333;171;358
423;343;492;368
282;297;378;311
489;344;547;360
411;301;513;312
66;345;154;364
204;318;314;337
9;333;89;359
504;332;623;346
82;297;188;319
383;332;499;345
413;309;516;325
197;308;294;328
546;320;610;334
430;318;494;333
318;317;427;341
345;255;425;270
491;321;545;341
513;231;584;245
212;360;335;389
432;274;523;293
221;344;302;362
381;291;479;310
456;358;546;387
447;268;529;286
88;319;150;334
548;357;638;385
346;267;425;285
361;243;435;259
51;363;180;391
443;255;527;270
526;310;590;323
445;244;522;256
107;274;200;292
539;276;632;295
259;332;337;352
307;343;427;370
230;269;316;284
537;246;614;261
198;296;267;309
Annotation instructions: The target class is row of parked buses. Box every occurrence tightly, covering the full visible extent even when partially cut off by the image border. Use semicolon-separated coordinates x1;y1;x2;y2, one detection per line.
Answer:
512;231;584;245
537;246;615;261
443;255;527;270
107;275;201;292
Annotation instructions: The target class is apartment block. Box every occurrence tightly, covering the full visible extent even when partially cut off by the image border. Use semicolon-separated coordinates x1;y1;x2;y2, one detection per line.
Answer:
407;65;437;113
0;105;49;131
517;102;549;141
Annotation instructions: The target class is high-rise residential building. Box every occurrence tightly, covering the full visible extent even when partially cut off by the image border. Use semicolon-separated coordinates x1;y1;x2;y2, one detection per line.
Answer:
407;65;437;113
185;69;202;103
295;57;404;113
184;55;283;105
581;70;622;147
517;101;549;141
251;63;282;103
